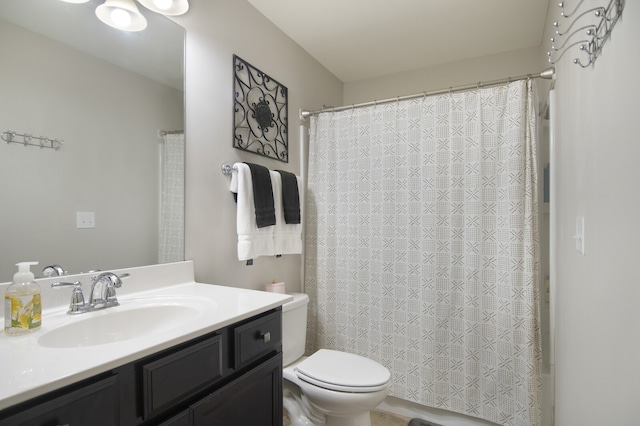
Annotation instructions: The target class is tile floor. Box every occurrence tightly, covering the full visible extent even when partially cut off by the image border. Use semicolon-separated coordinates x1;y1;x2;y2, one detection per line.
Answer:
284;408;411;426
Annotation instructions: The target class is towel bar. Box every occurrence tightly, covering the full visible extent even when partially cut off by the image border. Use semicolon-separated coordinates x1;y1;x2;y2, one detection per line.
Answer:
221;163;237;176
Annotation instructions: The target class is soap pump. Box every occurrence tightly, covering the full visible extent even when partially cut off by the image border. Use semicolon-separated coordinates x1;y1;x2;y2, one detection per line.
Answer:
4;261;42;335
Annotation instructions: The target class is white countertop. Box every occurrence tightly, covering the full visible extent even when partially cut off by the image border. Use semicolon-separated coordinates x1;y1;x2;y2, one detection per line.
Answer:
0;262;292;411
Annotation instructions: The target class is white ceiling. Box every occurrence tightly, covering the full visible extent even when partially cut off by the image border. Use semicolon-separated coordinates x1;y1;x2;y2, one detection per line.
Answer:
247;0;550;83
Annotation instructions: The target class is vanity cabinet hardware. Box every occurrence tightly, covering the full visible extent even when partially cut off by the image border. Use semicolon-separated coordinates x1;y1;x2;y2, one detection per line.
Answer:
233;309;282;368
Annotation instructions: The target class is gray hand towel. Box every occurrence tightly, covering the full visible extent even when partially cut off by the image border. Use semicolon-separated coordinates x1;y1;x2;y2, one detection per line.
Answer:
275;170;301;224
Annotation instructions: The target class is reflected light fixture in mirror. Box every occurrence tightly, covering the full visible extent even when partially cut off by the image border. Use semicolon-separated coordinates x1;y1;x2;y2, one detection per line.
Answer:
137;0;189;16
95;0;148;32
61;0;190;32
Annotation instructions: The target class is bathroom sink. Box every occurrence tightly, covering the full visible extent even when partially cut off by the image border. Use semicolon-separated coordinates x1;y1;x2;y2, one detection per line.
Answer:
38;298;210;348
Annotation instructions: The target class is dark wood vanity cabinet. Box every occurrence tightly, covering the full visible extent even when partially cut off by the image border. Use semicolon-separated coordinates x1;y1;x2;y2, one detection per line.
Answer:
0;308;283;426
0;375;119;426
190;354;283;425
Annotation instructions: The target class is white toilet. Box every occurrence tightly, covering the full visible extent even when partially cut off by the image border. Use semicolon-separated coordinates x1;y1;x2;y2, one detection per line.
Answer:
282;293;391;426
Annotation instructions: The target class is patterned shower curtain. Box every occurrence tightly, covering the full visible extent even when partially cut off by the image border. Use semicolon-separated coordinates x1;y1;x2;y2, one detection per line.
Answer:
158;132;185;263
305;80;541;426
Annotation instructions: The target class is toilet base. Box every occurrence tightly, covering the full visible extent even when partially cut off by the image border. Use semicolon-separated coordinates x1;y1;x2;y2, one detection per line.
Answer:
284;381;325;426
283;354;389;426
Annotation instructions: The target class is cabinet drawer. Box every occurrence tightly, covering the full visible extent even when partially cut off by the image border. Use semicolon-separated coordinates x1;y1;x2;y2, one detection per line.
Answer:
234;310;281;368
0;375;118;426
142;333;222;420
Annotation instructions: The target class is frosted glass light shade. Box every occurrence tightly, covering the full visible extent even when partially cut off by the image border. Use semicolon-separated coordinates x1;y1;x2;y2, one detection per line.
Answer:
136;0;189;16
96;0;148;32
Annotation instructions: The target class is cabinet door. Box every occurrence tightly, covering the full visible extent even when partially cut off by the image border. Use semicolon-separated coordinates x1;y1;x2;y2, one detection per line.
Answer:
142;334;223;420
191;353;283;426
0;375;118;426
158;409;190;426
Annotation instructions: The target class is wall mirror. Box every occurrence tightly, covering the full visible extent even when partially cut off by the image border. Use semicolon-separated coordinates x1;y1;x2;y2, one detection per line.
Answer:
0;0;185;281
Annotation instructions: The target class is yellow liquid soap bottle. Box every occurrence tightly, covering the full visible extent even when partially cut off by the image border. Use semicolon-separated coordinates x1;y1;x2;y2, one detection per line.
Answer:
4;261;41;335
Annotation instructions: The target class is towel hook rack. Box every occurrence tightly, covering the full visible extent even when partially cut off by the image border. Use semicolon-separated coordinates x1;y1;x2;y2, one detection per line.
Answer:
547;0;624;67
2;130;64;151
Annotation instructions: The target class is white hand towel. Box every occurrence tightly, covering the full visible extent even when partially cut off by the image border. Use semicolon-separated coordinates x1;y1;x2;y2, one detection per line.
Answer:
230;163;275;261
272;173;302;255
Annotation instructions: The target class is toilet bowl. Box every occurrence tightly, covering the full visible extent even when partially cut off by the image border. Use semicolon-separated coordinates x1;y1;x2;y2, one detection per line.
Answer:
282;293;391;426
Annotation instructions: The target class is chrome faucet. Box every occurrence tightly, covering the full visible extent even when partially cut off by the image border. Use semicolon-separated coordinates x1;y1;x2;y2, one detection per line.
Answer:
89;272;130;310
52;272;130;315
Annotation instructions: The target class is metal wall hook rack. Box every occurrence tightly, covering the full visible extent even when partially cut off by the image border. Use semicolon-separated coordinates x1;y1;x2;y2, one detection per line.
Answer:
550;25;597;51
553;7;606;36
559;0;586;18
2;130;64;151
548;0;624;68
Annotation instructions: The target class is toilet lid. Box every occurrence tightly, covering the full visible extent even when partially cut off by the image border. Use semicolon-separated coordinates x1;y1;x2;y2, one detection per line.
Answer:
295;349;391;393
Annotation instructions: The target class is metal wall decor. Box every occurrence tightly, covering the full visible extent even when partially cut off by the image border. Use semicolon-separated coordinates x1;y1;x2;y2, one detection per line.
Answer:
233;55;288;162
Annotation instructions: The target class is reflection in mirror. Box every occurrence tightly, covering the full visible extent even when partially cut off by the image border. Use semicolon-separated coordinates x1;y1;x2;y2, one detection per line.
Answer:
0;0;185;281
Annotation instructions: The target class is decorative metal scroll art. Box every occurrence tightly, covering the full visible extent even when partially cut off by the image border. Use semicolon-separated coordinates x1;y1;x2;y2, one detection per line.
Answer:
233;55;288;162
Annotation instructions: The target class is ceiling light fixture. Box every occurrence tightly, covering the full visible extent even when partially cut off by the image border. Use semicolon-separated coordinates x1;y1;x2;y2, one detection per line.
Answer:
136;0;189;16
95;0;148;32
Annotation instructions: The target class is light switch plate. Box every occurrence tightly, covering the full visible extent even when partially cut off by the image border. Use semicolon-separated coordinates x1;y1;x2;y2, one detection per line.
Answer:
76;211;95;229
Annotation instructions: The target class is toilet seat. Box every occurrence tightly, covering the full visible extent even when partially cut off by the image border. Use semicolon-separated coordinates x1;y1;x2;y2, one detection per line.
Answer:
295;349;391;393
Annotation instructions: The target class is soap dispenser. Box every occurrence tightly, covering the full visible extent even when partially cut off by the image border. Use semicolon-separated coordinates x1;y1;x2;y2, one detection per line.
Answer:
4;261;41;335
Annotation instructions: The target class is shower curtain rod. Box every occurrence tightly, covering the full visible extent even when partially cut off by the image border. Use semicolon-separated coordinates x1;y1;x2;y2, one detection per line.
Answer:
300;67;555;119
159;129;184;136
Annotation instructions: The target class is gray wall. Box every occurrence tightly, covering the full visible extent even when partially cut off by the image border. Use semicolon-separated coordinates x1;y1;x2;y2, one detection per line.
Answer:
548;1;640;424
343;45;546;105
174;0;343;292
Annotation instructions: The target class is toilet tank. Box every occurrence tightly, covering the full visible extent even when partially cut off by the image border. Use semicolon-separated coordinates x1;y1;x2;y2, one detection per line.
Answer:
282;293;309;366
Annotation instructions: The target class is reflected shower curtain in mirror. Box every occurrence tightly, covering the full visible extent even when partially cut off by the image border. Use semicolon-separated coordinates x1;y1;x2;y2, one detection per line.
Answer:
305;80;541;426
158;132;185;263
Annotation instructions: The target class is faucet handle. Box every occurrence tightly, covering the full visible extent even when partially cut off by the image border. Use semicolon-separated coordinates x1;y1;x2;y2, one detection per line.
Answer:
104;274;124;302
114;273;130;287
51;281;87;314
106;273;129;302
